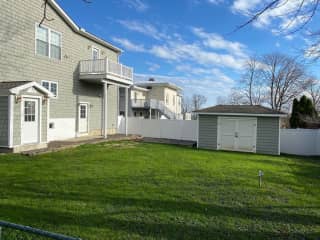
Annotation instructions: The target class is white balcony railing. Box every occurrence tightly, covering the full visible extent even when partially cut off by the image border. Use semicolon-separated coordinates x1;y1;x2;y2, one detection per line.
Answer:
79;58;133;81
130;99;177;119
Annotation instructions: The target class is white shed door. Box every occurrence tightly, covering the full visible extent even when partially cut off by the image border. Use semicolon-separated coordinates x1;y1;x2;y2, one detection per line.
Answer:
21;98;39;144
218;117;257;153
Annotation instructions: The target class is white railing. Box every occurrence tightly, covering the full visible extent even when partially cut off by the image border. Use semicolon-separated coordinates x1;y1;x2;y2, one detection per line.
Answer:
79;58;133;81
130;99;178;119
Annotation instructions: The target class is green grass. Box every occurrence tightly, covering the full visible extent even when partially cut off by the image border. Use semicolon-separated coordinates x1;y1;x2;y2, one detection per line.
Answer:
0;141;319;240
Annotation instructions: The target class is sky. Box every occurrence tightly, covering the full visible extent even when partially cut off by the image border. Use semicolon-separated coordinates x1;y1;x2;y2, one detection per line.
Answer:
56;0;320;107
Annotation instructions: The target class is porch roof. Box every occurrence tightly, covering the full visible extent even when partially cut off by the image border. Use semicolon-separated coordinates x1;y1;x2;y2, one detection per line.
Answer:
0;81;54;97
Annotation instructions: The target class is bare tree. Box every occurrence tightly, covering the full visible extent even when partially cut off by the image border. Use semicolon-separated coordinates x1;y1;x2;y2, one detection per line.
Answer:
217;89;246;105
40;0;91;26
308;78;320;110
261;53;308;111
235;1;320;58
191;94;207;111
182;96;192;114
239;56;266;105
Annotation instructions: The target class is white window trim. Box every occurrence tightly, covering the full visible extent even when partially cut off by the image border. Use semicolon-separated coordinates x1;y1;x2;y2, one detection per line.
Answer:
35;23;62;60
41;80;59;99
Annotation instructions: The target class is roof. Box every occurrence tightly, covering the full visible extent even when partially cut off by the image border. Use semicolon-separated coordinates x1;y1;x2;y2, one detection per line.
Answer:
195;105;286;117
48;0;122;53
135;82;182;91
0;81;54;97
0;81;31;95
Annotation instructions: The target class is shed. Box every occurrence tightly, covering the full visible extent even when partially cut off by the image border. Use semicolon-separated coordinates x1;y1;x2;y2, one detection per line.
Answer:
195;105;287;155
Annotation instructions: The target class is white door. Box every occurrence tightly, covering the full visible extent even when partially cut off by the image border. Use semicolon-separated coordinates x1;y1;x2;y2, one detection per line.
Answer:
21;98;39;144
79;103;88;134
220;119;237;151
92;47;100;60
237;118;257;152
218;117;257;153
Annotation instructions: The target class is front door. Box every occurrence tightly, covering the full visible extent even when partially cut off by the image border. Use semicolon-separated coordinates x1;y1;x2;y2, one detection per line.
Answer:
79;103;89;134
21;98;39;144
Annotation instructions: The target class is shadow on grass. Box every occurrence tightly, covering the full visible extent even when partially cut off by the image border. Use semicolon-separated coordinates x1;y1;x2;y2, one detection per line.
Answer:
1;203;319;240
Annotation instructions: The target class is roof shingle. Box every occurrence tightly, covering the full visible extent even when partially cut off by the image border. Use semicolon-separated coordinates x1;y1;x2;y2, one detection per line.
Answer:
195;105;286;115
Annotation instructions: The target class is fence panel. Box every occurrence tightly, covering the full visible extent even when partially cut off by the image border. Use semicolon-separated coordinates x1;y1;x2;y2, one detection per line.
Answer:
119;117;197;141
280;129;320;156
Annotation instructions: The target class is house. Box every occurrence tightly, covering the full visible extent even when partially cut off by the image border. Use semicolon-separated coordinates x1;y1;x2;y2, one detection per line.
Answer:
0;0;133;152
195;105;287;155
119;81;183;120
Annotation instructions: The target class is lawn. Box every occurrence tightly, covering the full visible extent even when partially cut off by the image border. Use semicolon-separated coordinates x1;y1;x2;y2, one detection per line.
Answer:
0;141;319;240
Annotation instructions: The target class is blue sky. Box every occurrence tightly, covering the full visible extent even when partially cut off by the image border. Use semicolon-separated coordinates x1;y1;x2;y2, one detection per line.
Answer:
56;0;320;106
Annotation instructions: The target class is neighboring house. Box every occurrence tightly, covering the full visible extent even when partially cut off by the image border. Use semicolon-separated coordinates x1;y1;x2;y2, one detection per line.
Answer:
195;105;287;155
120;81;183;120
0;0;133;152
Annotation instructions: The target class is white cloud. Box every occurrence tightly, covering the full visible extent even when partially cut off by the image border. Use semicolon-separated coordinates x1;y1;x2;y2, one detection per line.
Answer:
112;37;146;52
123;0;149;12
191;27;247;57
231;0;316;33
231;0;262;14
134;73;235;103
207;0;225;4
118;20;168;40
146;62;160;72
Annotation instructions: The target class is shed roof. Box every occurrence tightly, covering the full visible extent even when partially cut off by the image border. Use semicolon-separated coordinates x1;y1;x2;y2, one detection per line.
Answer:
195;105;286;117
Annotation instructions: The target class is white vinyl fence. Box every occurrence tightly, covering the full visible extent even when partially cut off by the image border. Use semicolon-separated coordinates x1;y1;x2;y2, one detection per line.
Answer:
280;129;320;156
118;117;197;141
119;117;320;156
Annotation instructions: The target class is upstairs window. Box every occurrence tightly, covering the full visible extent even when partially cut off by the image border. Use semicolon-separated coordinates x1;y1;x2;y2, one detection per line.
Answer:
36;26;49;57
50;31;62;60
42;80;58;98
36;25;61;60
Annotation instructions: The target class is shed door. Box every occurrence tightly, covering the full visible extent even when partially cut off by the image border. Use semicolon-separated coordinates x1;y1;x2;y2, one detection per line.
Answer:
218;117;257;153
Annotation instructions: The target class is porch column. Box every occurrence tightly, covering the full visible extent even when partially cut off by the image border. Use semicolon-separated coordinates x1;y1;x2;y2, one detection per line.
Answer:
125;87;128;136
103;82;108;138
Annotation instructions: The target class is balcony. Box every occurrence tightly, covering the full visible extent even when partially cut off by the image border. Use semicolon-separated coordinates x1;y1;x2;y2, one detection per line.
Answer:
131;99;177;119
79;58;133;85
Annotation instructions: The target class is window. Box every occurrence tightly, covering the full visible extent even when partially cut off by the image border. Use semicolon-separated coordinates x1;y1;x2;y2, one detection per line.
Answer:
50;31;61;60
36;26;49;57
42;80;58;98
24;101;36;122
80;105;87;119
166;94;169;105
36;25;61;60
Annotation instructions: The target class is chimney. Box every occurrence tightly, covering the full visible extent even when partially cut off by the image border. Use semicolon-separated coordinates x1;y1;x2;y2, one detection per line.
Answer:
148;78;155;82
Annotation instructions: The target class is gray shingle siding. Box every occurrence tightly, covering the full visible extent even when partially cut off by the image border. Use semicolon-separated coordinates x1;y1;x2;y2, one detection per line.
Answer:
13;101;21;146
256;117;279;155
0;0;120;136
0;97;8;146
198;115;218;150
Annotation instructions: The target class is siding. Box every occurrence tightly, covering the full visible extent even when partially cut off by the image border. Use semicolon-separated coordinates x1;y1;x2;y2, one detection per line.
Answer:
0;0;120;136
198;115;217;150
257;117;279;155
13;101;21;146
0;97;8;146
